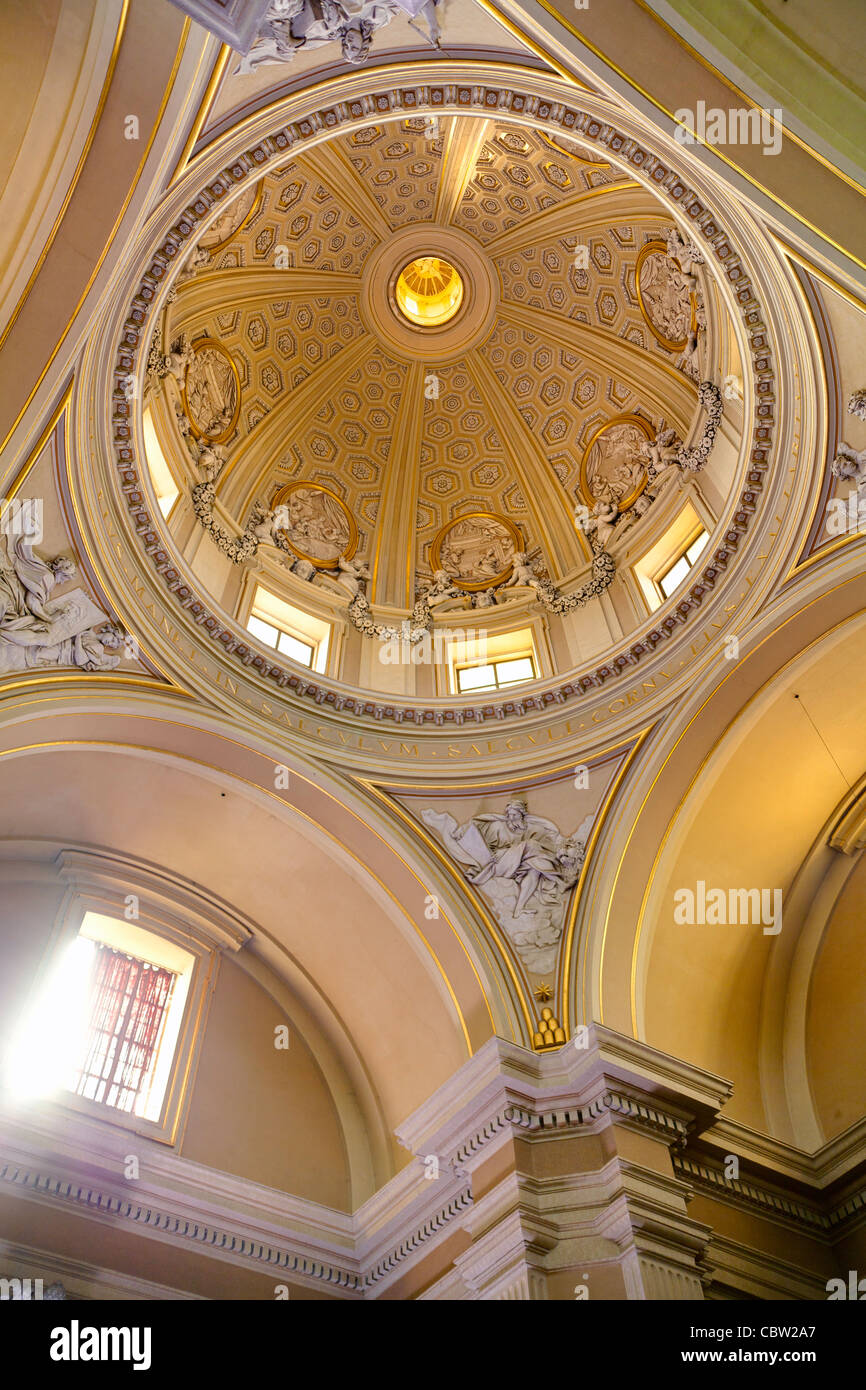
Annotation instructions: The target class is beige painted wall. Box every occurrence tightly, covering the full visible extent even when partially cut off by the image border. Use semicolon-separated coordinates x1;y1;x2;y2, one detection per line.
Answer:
182;956;351;1207
807;851;866;1141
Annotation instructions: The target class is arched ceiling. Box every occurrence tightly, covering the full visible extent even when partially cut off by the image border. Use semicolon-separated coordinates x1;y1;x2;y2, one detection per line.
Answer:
161;114;706;605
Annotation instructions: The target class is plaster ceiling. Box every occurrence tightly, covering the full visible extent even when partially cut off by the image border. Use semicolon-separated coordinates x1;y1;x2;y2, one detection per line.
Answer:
161;114;708;605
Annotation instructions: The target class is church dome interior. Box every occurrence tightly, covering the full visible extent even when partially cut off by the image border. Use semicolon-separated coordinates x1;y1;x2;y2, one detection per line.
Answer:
144;113;742;701
0;0;865;1328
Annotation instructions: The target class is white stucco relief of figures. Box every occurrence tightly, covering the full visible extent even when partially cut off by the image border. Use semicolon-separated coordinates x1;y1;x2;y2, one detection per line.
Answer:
422;798;593;973
236;0;441;72
0;534;125;673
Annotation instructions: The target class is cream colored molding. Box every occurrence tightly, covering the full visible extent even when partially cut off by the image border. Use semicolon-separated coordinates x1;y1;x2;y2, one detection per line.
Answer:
483;180;660;258
370;360;425;607
675;1150;866;1238
703;1234;829;1301
828;772;866;854
0;1239;204;1301
2;1023;862;1299
674;1155;827;1236
395;1026;732;1164
0;1103;363;1297
294;140;394;244
221;333;373;515
433;117;493;226
169;268;362;327
55;845;255;954
0;1;126;338
736;1109;866;1199
467;349;587;574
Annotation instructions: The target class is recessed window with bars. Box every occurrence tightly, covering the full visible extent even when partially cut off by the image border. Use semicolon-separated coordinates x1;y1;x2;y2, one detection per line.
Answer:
68;942;177;1116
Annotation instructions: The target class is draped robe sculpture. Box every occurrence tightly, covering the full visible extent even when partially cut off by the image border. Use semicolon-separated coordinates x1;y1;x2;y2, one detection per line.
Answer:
0;536;123;673
422;798;593;973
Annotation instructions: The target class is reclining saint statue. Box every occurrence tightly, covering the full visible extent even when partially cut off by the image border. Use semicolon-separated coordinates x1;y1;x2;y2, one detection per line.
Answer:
422;798;594;973
0;533;124;673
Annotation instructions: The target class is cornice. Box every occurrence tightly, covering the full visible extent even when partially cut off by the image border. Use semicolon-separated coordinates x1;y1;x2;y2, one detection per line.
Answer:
674;1153;866;1239
704;1232;831;1301
697;1111;866;1191
0;1104;478;1298
395;1028;731;1164
0;1238;205;1301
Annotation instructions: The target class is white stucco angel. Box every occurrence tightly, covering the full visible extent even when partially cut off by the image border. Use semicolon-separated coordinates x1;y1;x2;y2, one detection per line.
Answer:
503;551;539;589
666;227;704;295
197;442;228;483
641;420;682;481
176;245;210;283
847;389;866;423
236;0;439;72
679;298;707;380
831;442;866;486
585;497;619;549
422;569;460;610
334;554;370;598
163;333;193;382
250;502;283;545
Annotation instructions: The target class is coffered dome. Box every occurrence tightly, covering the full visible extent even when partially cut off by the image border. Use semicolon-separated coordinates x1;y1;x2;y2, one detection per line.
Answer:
141;109;744;705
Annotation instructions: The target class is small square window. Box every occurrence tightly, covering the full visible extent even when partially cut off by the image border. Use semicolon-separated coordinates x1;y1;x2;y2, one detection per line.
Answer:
246;589;328;671
67;940;178;1117
455;654;537;693
457;663;497;692
496;657;535;686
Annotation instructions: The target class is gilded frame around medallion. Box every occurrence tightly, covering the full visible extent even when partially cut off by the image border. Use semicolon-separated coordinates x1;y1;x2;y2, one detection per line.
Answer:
430;511;523;592
182;337;241;444
579;414;655;512
270;480;359;569
634;239;696;353
197;179;264;254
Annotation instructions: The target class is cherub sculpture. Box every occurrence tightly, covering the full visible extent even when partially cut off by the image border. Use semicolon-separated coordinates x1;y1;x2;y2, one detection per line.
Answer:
831;442;866;486
176;245;210;283
163;334;193;382
423;569;460;609
503;551;540;589
666;227;704;295
847;389;866;423
197;442;228;483
641;420;682;481
585;498;619;549
334;554;370;598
